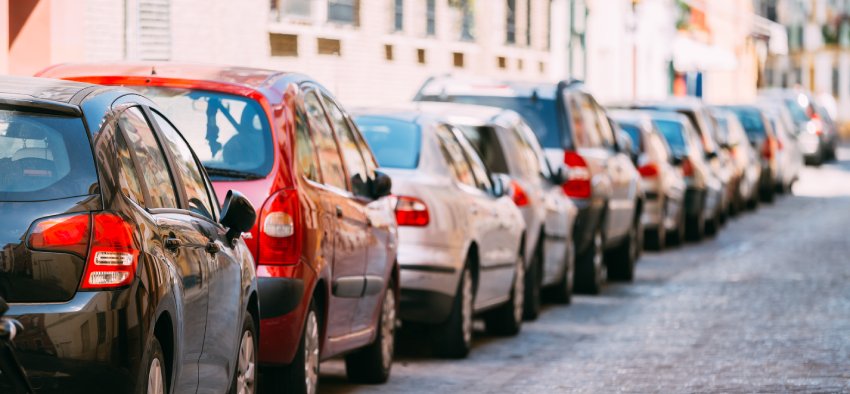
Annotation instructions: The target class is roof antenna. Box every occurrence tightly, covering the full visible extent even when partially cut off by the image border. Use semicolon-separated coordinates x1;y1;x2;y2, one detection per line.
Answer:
531;89;539;104
151;66;157;76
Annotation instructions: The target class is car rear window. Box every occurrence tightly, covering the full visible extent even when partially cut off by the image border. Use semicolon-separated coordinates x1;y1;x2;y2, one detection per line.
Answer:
619;123;642;150
783;99;810;123
653;119;687;156
0;110;97;201
456;125;509;174
725;107;766;140
422;96;564;149
356;116;421;169
126;86;273;180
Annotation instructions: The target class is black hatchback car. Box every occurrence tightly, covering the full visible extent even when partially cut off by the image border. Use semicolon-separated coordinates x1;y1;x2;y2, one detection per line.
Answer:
0;77;259;394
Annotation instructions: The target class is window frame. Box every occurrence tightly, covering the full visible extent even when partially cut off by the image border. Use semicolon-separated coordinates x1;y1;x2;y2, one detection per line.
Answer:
320;92;372;198
300;85;352;193
435;123;477;189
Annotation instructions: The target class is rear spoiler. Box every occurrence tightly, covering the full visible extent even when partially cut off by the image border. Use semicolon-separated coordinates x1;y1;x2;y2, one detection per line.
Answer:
0;97;81;117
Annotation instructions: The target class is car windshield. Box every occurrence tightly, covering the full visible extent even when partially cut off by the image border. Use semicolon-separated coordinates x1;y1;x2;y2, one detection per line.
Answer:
422;95;564;149
783;99;810;124
0;110;98;201
356;116;422;169
653;119;688;157
127;86;273;180
725;107;767;141
619;123;642;150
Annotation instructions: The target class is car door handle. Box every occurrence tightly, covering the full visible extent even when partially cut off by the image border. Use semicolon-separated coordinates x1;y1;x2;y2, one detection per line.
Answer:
164;237;182;251
336;206;343;218
206;241;221;255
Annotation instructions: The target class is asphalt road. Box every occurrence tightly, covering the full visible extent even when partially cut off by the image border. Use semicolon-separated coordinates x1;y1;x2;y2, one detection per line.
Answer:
319;146;850;393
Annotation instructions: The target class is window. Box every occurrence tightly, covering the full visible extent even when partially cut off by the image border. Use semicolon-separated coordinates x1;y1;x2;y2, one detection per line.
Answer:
497;56;507;69
417;48;427;64
114;128;146;206
517;59;524;71
270;33;298;57
590;97;615;148
525;0;532;46
294;104;321;182
276;0;311;17
317;38;342;56
136;0;171;61
506;0;516;44
322;95;370;196
457;125;509;174
118;107;177;209
567;93;601;148
506;124;541;178
394;0;404;31
436;125;476;188
426;0;436;36
453;52;465;68
356;116;422;169
304;91;348;190
539;61;546;74
516;120;551;178
459;0;474;40
385;44;394;61
455;131;493;193
152;112;216;220
328;0;359;25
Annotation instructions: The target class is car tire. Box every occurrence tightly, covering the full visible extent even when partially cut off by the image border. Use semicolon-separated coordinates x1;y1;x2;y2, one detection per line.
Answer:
645;203;665;251
575;227;605;295
433;265;474;359
686;195;706;241
608;220;638;282
140;337;166;394
522;244;542;321
667;205;686;247
345;282;396;384
485;254;524;336
230;312;258;394
705;213;718;237
268;301;320;394
545;238;575;305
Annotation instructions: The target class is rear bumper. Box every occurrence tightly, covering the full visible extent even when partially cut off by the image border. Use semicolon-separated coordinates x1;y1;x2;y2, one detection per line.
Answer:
397;243;463;323
572;198;605;255
641;190;664;229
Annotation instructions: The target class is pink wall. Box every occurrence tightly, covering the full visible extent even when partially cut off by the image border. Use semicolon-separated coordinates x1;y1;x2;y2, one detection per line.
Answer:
8;0;50;76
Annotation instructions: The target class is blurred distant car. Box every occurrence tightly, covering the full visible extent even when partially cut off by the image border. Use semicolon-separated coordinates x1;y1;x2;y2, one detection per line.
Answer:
759;88;837;164
413;102;578;316
354;108;527;359
415;76;644;294
610;111;687;250
710;108;762;211
648;111;723;241
721;105;779;203
758;103;804;193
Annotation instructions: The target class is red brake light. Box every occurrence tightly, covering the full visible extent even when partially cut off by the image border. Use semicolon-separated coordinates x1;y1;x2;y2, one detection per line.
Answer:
394;196;429;226
762;137;776;160
562;151;592;199
259;190;301;265
680;157;695;178
510;180;530;207
29;213;91;257
638;163;659;178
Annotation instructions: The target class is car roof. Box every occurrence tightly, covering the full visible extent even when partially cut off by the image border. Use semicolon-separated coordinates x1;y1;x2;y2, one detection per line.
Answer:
0;76;94;104
412;101;510;126
417;74;560;100
352;105;441;126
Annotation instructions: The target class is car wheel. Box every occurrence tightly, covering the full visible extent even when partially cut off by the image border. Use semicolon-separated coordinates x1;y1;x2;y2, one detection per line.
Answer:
705;212;718;237
141;337;166;394
608;220;637;282
645;204;665;251
230;313;257;394
485;254;524;336
575;227;605;295
686;196;705;241
433;265;474;359
545;238;575;305
522;244;542;321
269;301;320;394
667;204;687;247
345;282;396;384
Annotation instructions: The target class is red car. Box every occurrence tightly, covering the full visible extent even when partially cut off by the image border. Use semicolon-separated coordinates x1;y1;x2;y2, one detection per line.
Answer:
40;63;400;392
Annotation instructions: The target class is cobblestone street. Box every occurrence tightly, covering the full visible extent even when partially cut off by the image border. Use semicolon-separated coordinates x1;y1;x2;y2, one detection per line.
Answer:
320;147;850;393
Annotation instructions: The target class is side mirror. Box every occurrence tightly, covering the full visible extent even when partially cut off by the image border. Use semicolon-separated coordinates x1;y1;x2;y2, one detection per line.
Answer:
549;166;567;185
670;155;684;166
491;173;512;198
371;171;393;199
705;150;718;160
220;190;257;244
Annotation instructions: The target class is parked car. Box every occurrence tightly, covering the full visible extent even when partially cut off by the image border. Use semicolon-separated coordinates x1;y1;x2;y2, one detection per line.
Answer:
41;64;401;392
415;76;643;293
354;108;527;358
647;111;723;241
610;111;687;249
0;76;259;394
622;99;732;232
758;103;804;193
759;88;837;164
414;101;578;315
721;105;780;203
709;108;762;211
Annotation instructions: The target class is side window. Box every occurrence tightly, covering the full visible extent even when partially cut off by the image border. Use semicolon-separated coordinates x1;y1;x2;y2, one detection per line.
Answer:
352;125;378;177
589;96;615;148
509;122;542;178
118;107;178;209
452;127;493;192
294;102;321;182
435;125;476;188
152;111;216;220
113;129;146;206
518;121;552;178
303;91;348;190
322;94;370;196
567;93;601;148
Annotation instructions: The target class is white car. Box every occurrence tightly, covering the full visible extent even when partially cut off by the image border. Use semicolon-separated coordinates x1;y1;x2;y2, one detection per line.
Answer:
759;102;804;193
354;108;527;359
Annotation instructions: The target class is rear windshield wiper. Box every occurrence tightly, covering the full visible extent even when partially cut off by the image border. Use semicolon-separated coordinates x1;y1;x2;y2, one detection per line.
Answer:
204;167;264;180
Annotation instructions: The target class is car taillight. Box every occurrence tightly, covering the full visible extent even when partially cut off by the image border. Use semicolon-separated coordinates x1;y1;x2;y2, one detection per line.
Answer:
563;151;592;199
807;118;824;136
29;213;91;257
259;190;301;265
638;163;659;178
394;195;429;226
761;137;775;160
509;180;530;207
680;157;695;178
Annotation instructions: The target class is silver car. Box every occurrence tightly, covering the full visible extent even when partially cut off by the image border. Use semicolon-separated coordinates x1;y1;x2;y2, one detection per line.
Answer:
710;108;762;211
758;102;804;193
414;101;578;317
354;109;527;359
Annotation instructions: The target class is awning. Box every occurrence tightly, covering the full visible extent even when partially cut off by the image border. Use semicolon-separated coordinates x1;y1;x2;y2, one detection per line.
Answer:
672;36;739;72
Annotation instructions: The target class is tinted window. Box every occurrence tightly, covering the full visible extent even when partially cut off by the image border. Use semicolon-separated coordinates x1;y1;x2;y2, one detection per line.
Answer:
356;116;421;169
304;92;348;190
457;125;509;174
453;128;493;192
783;99;810;123
516;120;550;178
591;98;615;148
323;95;369;196
568;93;602;148
114;129;145;206
653;119;688;156
119;107;177;208
428;96;564;149
725;107;767;141
435;125;476;188
152;111;216;220
294;105;321;182
128;87;273;180
619;123;642;150
0;110;97;201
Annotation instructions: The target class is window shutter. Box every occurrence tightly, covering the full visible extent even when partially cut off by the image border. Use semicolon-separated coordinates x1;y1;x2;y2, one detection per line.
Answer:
137;0;171;60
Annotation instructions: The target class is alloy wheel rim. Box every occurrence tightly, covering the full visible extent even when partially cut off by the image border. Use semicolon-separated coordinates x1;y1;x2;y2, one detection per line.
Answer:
147;358;164;394
461;269;474;346
304;311;319;394
236;330;255;394
380;290;396;370
512;256;525;324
